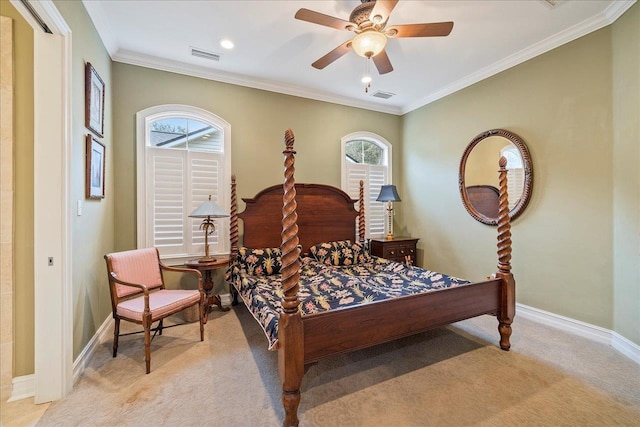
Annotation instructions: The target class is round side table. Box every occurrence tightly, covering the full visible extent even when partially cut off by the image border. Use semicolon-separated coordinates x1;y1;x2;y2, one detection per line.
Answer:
185;257;231;323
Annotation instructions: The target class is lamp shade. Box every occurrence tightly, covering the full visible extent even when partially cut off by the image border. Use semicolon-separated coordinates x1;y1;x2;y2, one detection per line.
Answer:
352;30;387;58
376;185;401;202
188;195;228;218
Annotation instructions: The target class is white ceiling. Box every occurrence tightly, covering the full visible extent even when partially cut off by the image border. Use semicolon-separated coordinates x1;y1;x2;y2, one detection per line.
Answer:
83;0;634;115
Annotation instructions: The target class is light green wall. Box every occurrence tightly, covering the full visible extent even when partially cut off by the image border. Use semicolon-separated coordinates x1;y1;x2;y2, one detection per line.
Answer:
8;1;639;376
0;0;34;377
612;4;640;345
464;136;510;188
402;28;615;330
112;63;402;255
54;0;115;359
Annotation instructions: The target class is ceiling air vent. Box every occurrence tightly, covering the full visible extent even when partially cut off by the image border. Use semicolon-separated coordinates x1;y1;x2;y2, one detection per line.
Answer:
190;47;221;62
371;91;395;100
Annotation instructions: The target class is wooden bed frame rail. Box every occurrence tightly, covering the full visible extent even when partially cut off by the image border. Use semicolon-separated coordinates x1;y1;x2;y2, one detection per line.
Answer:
229;130;515;426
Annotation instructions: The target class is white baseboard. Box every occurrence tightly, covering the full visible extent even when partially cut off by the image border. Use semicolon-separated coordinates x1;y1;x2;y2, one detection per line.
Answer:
516;303;611;345
516;303;639;364
72;316;112;385
220;292;232;307
7;317;111;403
611;332;640;365
7;374;34;402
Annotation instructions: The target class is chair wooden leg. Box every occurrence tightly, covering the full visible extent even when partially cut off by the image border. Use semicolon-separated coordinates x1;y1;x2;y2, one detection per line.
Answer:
158;319;163;336
144;316;151;374
112;318;120;357
199;302;204;341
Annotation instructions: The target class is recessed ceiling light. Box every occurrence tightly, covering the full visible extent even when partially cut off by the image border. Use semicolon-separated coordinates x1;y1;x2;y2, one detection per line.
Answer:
220;39;234;49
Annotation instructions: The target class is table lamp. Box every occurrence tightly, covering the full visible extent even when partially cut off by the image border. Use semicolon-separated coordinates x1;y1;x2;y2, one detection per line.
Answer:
376;185;401;240
188;195;229;262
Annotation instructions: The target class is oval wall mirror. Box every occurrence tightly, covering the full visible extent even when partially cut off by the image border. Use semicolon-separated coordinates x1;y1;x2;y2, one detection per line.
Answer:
459;129;533;225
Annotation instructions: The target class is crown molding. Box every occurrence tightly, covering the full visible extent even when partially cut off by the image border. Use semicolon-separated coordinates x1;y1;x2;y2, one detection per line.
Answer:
402;0;637;114
113;50;403;116
82;0;118;56
603;0;637;21
85;0;635;117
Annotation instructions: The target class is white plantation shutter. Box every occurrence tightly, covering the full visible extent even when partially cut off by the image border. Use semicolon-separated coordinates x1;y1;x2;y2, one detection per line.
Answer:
344;163;387;239
346;164;367;239
148;149;227;258
346;164;367;199
189;152;225;254
368;165;386;237
507;168;524;210
501;145;525;211
150;149;185;254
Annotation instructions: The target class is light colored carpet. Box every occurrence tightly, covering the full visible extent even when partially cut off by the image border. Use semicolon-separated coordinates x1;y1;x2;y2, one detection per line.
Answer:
37;307;640;426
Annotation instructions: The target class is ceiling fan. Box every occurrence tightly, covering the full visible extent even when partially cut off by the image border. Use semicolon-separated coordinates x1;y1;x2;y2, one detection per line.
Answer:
295;0;454;75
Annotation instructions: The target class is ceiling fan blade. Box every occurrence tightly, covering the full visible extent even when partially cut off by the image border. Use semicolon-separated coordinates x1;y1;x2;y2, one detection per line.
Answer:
387;22;454;38
369;0;399;24
372;49;393;75
295;8;355;31
312;40;352;70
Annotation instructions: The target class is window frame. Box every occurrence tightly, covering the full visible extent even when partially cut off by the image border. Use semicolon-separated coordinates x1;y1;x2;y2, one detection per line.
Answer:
341;131;392;239
136;104;231;265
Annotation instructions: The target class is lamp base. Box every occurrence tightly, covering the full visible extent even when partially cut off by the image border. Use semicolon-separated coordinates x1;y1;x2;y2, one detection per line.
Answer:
196;256;217;263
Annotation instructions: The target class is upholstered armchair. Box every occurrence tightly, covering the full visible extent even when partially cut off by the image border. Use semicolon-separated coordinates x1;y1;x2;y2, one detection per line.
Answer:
104;248;205;374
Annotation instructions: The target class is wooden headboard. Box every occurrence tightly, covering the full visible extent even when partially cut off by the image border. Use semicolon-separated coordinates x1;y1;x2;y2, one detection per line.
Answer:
466;185;500;219
237;183;360;253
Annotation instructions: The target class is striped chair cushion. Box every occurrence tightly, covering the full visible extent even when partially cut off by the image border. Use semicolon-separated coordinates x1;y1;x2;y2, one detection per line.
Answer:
116;289;201;322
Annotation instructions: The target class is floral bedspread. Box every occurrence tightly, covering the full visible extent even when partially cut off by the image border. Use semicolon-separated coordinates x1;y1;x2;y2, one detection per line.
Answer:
226;256;470;350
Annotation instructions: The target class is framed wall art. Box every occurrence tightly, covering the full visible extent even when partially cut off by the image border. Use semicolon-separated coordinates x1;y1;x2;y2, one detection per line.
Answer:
85;62;105;137
86;134;105;199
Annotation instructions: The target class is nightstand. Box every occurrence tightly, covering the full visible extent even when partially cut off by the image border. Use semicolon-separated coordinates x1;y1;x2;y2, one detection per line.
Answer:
184;257;231;324
370;237;419;267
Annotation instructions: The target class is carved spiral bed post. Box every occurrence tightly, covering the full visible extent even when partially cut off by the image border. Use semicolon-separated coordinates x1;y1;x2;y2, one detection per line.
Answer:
279;129;303;427
358;180;365;244
229;174;240;305
496;156;516;350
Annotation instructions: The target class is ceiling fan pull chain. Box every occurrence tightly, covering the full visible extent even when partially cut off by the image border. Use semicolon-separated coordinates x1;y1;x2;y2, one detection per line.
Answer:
362;58;372;93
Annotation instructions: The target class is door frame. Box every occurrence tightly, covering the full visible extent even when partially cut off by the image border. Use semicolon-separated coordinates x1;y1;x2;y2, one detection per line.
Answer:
10;0;73;403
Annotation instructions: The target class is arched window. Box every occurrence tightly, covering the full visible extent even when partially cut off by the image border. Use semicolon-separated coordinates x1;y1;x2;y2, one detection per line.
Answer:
136;105;231;264
501;145;524;210
341;132;392;239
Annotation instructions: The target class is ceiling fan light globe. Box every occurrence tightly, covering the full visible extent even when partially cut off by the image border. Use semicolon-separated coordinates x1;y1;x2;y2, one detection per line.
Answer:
352;30;387;58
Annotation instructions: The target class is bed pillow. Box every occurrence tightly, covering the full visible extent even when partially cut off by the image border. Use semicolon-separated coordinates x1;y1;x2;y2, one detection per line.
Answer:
309;240;368;266
238;247;282;276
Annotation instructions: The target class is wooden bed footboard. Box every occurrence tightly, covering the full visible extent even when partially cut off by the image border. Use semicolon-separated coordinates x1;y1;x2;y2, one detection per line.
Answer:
302;279;502;363
229;130;515;426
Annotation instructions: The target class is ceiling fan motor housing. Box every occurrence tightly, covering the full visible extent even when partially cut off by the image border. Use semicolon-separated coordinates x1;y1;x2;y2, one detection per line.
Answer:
350;1;388;28
296;1;453;74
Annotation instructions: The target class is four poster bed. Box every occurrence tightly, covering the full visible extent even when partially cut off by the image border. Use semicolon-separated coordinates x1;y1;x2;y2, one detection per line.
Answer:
226;129;515;426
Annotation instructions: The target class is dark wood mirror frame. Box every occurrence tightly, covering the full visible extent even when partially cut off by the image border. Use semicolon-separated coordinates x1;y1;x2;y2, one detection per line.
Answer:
459;129;533;225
